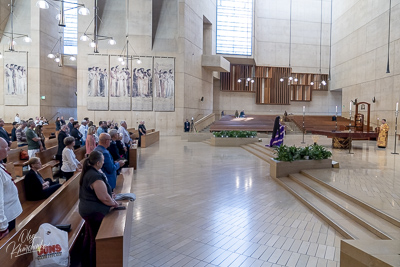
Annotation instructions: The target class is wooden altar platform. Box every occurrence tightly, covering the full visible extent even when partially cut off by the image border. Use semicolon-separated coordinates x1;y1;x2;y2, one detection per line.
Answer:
311;130;379;149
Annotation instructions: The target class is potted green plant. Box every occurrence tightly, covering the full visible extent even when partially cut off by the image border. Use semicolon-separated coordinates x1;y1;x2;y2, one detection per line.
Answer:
270;144;333;178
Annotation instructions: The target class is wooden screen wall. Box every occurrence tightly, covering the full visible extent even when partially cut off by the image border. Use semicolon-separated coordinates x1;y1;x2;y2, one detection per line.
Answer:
220;64;255;92
220;65;327;105
256;67;291;105
289;73;329;101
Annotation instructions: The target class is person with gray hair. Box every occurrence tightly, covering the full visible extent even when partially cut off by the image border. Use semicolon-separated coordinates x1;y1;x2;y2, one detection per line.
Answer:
117;120;131;162
16;120;28;147
26;120;42;159
107;129;121;164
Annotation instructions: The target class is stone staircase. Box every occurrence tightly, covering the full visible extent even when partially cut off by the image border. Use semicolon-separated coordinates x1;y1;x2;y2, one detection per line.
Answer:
240;143;276;164
240;143;400;243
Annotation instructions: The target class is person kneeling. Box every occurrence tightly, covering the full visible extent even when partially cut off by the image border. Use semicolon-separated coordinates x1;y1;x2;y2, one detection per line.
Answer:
24;157;62;201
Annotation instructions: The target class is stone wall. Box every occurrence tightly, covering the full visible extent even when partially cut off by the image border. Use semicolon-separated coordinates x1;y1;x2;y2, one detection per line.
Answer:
331;0;400;130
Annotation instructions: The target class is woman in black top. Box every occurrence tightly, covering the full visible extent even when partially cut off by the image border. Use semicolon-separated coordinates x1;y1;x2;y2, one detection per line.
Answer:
70;121;82;149
24;157;61;201
79;150;119;267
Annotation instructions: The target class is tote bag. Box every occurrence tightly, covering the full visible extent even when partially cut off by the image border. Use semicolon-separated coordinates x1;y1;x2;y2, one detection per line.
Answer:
30;223;69;267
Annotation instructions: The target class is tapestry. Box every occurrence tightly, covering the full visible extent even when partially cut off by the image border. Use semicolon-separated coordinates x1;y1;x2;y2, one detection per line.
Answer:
109;56;131;110
153;57;174;111
87;54;109;110
132;57;153;111
4;51;28;106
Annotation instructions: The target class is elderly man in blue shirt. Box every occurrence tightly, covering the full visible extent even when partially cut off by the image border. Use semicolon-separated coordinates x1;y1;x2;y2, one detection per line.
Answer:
94;133;125;190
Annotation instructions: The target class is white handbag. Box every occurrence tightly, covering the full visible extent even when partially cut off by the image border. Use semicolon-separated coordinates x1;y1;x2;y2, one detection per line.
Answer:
30;223;69;267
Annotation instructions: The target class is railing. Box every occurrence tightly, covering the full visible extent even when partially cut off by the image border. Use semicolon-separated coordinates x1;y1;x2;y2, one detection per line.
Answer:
48;111;61;123
194;113;215;132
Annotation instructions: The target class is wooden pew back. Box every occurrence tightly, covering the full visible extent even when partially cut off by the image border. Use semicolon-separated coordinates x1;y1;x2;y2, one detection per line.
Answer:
141;131;160;148
35;146;59;167
45;138;58;148
74;146;87;162
7;148;22;163
10;141;18;149
5;162;16;180
96;168;134;267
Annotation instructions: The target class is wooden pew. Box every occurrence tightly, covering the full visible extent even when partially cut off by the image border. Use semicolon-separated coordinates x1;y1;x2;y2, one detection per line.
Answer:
0;173;84;266
10;141;18;149
3;124;13;133
0;164;55;246
96;168;134;267
45;137;58;148
35;146;59;168
128;147;137;170
6;148;28;177
74;146;87;162
5;162;16;180
141;131;160;148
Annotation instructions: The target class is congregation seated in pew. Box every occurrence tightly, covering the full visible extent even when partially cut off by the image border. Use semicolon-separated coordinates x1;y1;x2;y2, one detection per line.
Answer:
24;157;61;201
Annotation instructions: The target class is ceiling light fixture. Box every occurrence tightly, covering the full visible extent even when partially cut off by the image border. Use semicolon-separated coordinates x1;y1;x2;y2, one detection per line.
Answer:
0;0;33;53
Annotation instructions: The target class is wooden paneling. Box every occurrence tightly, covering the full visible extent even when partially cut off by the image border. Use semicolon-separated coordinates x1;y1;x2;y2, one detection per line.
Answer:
256;67;291;105
290;73;328;101
220;65;328;105
220;64;255;92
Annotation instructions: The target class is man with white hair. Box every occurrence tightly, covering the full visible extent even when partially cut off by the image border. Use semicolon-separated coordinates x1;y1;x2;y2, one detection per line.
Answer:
0;137;22;240
79;120;88;146
118;120;131;161
67;117;74;132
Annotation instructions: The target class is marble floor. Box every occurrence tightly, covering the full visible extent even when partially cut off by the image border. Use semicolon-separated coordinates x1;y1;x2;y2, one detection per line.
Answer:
128;135;350;267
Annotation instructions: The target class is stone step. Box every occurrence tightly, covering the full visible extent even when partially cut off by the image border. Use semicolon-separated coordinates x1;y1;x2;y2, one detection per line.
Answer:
301;170;400;228
276;176;381;240
254;142;276;154
241;145;273;164
289;173;400;240
247;143;275;158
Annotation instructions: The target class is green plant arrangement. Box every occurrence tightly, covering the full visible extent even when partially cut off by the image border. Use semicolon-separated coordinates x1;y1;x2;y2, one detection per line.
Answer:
213;130;257;138
274;144;332;162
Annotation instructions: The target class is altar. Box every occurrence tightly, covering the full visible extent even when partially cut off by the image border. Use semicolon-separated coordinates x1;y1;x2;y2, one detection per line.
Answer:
311;130;378;149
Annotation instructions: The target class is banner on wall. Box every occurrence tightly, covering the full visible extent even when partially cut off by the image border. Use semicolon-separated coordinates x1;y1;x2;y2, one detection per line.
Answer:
87;54;109;110
4;51;28;106
109;56;131;111
132;57;153;111
153;57;175;111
